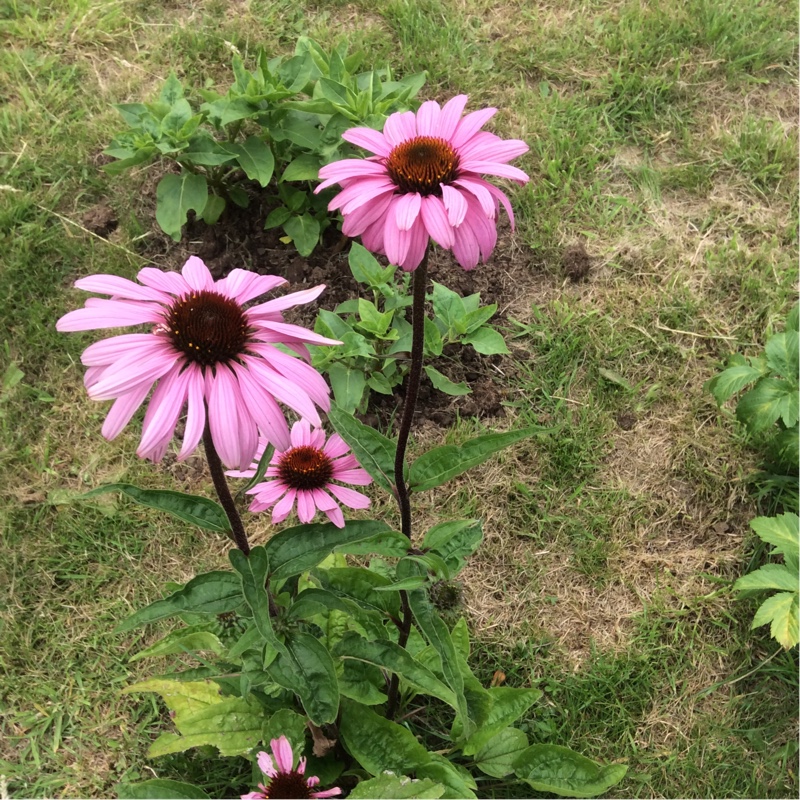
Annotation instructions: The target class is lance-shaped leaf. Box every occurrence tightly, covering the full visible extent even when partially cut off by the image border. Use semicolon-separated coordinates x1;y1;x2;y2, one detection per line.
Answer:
513;744;628;798
461;686;543;755
229;547;287;657
129;626;224;662
416;754;477;799
156;172;208;241
116;779;209;799
349;775;445;799
333;632;457;709
268;632;339;724
327;404;397;495
84;484;230;533
265;520;396;581
474;727;529;778
339;698;431;776
115;572;244;633
408;427;549;492
423;520;483;575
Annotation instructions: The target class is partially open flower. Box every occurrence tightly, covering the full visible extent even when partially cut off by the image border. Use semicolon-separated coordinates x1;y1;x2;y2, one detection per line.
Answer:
56;257;339;469
316;95;529;271
242;736;341;799
228;419;372;528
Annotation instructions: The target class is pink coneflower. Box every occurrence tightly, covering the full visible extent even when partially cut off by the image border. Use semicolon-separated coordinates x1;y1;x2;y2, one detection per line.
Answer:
228;419;371;528
315;95;529;271
56;257;339;469
242;736;341;799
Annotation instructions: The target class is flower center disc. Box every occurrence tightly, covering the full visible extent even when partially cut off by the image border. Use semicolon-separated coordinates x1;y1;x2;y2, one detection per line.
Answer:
278;446;334;491
385;136;460;196
264;771;313;799
166;290;249;367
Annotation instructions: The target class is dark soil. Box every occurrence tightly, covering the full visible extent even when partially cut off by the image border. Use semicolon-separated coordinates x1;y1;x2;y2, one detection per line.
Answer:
562;239;592;282
131;180;561;429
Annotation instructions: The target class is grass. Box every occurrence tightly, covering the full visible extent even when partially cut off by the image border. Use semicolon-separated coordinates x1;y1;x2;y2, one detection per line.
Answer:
1;0;797;797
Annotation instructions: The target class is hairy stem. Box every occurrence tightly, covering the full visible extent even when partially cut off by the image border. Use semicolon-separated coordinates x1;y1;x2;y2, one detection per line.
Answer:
203;424;251;555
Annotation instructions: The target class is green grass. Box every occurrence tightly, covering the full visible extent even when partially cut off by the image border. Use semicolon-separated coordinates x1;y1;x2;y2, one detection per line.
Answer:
1;0;797;797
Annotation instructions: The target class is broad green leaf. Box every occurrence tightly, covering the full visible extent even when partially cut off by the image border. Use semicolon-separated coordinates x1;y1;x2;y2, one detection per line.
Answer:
430;281;467;334
262;708;307;756
338;658;388;705
750;513;799;556
114;102;148;126
159;72;185;105
264;206;292;229
318;566;401;618
155;172;208;241
475;727;529;778
765;329;799;381
318;77;354;108
368;372;395;395
349;242;395;286
268;632;339;724
416;754;477;799
463;326;509;355
229;547;287;657
224;136;274;186
200;194;226;225
734;563;797;592
707;363;765;405
280;115;323;150
178;138;238;167
424;365;471;396
349;775;445;799
148;695;263;757
227;623;262;660
265;520;396;581
102;146;157;174
462;686;542;756
451;617;471;659
129;626;224;662
375;575;429;591
788;304;799;332
122;679;221;717
423;520;483;575
358;298;393;336
409;428;546;493
281;154;322;182
328;363;367;413
2;362;24;392
751;592;799;649
737;378;799;431
339;698;431;776
333;632;458;709
284;213;321;257
115;572;243;632
327;404;397;495
85;484;231;533
116;779;209;799
463;304;497;334
513;744;628;798
424;317;444;357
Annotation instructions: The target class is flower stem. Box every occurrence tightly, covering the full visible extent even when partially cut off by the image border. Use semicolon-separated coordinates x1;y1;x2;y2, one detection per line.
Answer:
203;424;251;555
394;247;429;540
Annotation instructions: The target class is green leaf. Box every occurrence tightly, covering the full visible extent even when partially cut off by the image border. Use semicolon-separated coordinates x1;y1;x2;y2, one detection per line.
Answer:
424;365;471;396
349;775;445;799
513;744;628;798
750;513;799;556
129;626;224;662
102;146;158;175
462;686;542;756
430;281;467;334
328;363;367;413
116;779;209;799
358;299;393;336
765;329;799;381
751;592;799;649
349;242;394;286
707;363;765;405
423;520;483;575
284;213;321;257
318;567;401;619
475;727;529;778
737;378;799;430
463;326;509;355
282;154;322;182
735;563;798;592
416;754;477;799
115;572;243;632
333;632;458;709
339;698;431;776
229;547;287;657
327;404;397;495
268;632;339;724
280;115;323;150
225;136;274;187
200;194;226;225
159;72;185;106
597;368;633;391
155;172;208;241
265;520;396;581
264;206;292;229
409;428;546;493
424;318;444;357
262;708;308;756
228;184;250;209
84;484;231;533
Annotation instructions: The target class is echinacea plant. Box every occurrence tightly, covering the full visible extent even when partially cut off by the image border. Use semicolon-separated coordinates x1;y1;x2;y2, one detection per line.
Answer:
61;95;627;800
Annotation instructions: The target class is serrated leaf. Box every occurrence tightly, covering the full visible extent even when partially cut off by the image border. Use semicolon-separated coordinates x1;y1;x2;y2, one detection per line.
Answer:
155;172;208;241
475;727;529;778
339;698;431;776
424;365;471;396
268;632;339;724
750;512;799;556
409;428;547;493
707;363;765;405
737;378;799;430
463;326;509;355
513;744;628;798
115;572;243;632
84;484;230;532
751;592;799;649
349;774;445;799
116;779;209;799
765;329;799;381
265;520;396;581
327;404;397;495
735;563;798;592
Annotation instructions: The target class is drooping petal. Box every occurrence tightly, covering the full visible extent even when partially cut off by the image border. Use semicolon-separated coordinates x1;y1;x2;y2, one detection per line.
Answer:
101;381;152;440
207;364;243;469
257;751;278;779
177;365;206;460
251;321;341;347
242;355;321;425
56;300;164;331
327;484;370;510
441;184;468;227
271;488;297;523
342;126;392;157
420;195;455;248
137;266;191;296
452;220;481;270
454;176;496;219
248;345;331;413
216;270;286;304
341;191;395;237
86;348;176;401
247;285;326;318
485;182;516;229
401;217;428;272
458;161;529;183
247;480;288;507
394;191;422;232
296;489;317;523
137;364;190;460
231;361;291;452
310;788;342;798
383;203;411;267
